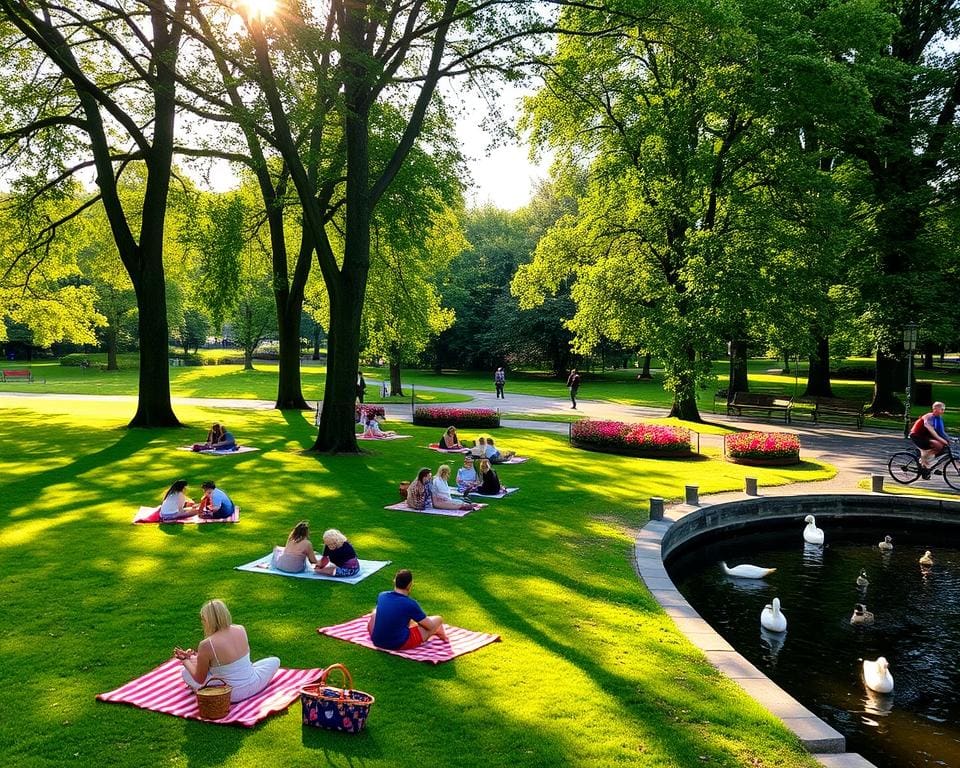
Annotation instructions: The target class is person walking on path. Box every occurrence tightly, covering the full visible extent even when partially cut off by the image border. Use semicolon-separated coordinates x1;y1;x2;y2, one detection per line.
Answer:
494;367;506;399
566;369;581;409
356;373;366;404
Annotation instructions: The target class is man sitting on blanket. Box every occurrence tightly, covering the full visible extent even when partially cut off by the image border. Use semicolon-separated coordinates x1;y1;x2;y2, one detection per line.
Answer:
197;481;235;519
368;569;448;650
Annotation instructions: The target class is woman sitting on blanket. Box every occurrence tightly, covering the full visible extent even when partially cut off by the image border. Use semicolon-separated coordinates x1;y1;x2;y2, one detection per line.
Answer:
470;435;487;457
274;520;319;573
361;414;396;439
438;426;463;450
406;467;475;511
476;459;506;496
456;454;480;493
316;528;361;578
193;422;238;452
483;436;515;463
431;464;463;505
175;599;280;703
159;479;198;521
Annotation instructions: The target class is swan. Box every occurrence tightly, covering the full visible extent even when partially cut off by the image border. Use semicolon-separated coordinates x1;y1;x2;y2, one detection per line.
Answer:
856;569;869;588
721;561;777;579
803;514;824;545
863;657;894;694
760;597;787;633
919;550;934;566
878;535;893;551
850;603;874;625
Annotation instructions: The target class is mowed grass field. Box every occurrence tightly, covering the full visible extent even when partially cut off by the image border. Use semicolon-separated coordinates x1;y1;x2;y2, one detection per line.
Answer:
0;396;834;768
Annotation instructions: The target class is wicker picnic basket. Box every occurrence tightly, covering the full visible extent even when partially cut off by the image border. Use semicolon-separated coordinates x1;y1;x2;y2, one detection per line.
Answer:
196;677;232;719
300;663;375;733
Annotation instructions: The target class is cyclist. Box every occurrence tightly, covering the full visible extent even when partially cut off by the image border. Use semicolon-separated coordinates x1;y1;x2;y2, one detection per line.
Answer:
909;401;952;478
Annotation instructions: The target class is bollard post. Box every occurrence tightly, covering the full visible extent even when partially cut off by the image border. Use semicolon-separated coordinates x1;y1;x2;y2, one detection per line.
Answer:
649;497;664;521
871;474;885;493
684;485;699;506
745;477;758;496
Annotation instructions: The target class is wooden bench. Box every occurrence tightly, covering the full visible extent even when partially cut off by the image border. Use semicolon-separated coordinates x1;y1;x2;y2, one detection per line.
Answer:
810;396;867;430
726;392;792;422
1;368;33;382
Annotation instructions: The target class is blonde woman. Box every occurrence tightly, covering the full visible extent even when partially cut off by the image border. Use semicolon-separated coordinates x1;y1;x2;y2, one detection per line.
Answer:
316;528;361;578
175;599;280;702
431;464;457;503
406;467;476;511
274;521;319;573
477;458;506;496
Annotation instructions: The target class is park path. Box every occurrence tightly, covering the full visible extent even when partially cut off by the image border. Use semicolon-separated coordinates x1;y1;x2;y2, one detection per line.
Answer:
0;386;917;493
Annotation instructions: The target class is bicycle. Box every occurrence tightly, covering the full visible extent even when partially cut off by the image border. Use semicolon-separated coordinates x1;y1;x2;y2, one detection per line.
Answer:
887;438;960;490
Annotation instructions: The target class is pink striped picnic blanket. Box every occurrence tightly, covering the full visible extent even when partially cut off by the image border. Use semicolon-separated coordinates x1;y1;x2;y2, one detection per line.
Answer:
96;658;322;726
132;506;240;524
317;615;500;664
382;501;485;517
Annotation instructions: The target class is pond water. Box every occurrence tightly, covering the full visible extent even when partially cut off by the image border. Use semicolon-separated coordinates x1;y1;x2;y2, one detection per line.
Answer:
667;520;960;768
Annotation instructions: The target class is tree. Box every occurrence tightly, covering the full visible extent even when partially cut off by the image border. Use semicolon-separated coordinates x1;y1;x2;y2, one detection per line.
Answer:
229;277;276;371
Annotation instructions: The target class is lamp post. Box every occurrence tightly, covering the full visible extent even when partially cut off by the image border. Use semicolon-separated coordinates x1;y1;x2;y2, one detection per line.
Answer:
903;322;918;437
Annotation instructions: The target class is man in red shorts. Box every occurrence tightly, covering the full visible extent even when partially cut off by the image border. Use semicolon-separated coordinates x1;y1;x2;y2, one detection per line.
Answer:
909;401;952;478
367;569;448;650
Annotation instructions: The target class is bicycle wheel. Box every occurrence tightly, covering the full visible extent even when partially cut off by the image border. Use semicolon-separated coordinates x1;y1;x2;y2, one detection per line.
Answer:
888;451;921;484
943;458;960;491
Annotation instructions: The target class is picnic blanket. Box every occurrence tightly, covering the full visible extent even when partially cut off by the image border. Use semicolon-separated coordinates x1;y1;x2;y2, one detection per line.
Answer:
317;615;500;664
96;658;321;726
453;488;519;499
497;456;530;464
176;445;259;455
356;434;412;441
382;501;486;517
235;553;391;584
426;443;470;454
133;506;240;524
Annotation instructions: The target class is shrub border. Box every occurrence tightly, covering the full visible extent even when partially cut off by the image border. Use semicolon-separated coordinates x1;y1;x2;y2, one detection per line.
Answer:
413;408;501;428
570;437;693;459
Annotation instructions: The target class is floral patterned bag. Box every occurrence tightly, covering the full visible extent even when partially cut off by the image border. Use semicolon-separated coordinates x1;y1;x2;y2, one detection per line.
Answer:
300;664;375;733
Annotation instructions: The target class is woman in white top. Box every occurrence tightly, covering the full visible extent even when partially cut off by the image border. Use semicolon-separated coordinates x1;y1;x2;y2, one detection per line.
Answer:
176;599;280;702
361;414;396;438
159;479;197;521
430;464;477;511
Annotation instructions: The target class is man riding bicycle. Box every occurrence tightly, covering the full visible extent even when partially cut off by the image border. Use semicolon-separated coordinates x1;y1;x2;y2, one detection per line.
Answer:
909;401;952;478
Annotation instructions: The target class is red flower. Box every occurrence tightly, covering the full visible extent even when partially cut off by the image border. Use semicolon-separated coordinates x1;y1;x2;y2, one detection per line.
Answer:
724;431;800;459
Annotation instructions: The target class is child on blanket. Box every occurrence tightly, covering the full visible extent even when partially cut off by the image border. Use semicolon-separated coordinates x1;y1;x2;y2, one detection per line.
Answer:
315;528;361;578
159;480;198;521
175;599;280;703
406;467;476;512
368;569;448;650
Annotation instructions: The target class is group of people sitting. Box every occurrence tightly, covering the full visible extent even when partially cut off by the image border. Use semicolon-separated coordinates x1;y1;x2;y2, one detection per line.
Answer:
160;479;235;522
273;521;361;578
359;412;397;439
405;455;506;511
438;426;515;463
177;567;444;703
192;423;238;452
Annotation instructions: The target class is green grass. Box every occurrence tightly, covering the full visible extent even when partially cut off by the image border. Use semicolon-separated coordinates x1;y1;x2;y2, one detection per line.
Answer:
0;396;833;768
857;477;960;498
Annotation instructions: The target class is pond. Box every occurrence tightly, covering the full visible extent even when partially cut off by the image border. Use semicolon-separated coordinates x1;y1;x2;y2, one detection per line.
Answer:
667;519;960;768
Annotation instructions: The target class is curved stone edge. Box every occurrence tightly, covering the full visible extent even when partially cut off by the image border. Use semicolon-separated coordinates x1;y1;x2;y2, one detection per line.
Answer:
631;491;949;767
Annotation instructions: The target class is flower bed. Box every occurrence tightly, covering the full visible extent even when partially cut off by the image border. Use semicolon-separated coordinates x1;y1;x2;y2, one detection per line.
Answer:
724;431;801;466
356;405;386;422
570;420;692;458
413;406;500;428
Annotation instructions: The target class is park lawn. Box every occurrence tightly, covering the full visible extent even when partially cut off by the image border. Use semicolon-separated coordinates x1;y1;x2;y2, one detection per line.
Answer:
0;360;468;405
0;397;831;768
856;478;960;498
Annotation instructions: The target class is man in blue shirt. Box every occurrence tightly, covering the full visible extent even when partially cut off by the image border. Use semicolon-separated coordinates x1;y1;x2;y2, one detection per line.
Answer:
197;481;235;519
909;401;952;477
367;569;448;650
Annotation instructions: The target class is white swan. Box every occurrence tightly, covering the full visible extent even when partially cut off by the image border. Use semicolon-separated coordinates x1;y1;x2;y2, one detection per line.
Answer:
878;535;893;551
863;657;894;693
803;514;824;545
856;569;869;588
919;550;934;566
850;603;874;625
760;597;787;633
721;561;777;579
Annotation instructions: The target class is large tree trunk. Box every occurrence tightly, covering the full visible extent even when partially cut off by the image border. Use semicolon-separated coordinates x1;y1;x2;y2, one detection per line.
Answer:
922;345;934;369
781;349;790;374
869;349;904;415
730;340;749;393
390;361;404;396
667;348;701;421
129;267;179;427
804;334;833;397
638;352;652;379
106;323;118;371
312;326;322;360
275;300;309;409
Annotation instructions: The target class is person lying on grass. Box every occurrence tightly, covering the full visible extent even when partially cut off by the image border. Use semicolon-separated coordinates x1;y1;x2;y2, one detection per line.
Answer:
455;454;480;493
406;467;476;512
367;569;448;650
438;426;463;450
196;481;235;519
315;528;361;578
476;459;506;496
159;479;198;521
483;436;515;463
176;599;280;703
274;520;320;573
361;414;396;439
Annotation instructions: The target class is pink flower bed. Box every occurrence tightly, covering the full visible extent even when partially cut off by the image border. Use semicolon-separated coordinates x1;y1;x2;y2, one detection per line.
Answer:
571;420;691;455
725;431;800;461
413;406;500;428
356;405;386;421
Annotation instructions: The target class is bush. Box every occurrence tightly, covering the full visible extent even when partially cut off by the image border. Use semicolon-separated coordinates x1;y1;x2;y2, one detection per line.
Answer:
60;354;90;367
571;420;691;456
413;406;500;428
357;405;386;422
831;365;875;381
724;431;801;463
